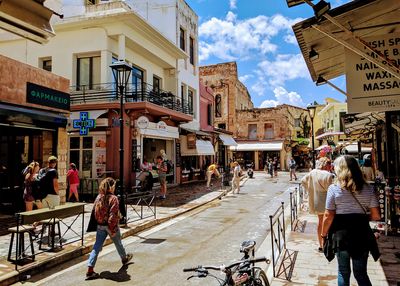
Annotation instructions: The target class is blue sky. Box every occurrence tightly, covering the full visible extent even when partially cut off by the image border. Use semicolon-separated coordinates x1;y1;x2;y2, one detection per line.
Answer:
186;0;351;108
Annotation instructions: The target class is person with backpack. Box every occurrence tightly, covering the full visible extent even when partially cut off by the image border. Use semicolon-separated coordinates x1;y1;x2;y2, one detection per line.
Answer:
23;161;42;211
67;163;80;202
39;156;60;208
156;155;168;200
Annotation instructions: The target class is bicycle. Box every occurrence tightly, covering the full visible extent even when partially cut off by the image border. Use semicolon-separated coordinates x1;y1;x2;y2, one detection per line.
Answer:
183;240;270;286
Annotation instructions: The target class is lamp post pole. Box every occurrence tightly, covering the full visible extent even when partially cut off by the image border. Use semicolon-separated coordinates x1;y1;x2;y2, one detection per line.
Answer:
110;61;132;225
311;116;315;169
307;104;317;169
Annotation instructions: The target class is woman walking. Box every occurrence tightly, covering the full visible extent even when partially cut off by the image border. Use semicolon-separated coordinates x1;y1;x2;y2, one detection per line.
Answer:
23;161;42;211
67;163;80;202
86;177;133;280
321;155;380;286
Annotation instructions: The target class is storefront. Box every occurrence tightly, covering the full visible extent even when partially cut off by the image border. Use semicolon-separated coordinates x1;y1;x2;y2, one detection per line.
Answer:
230;141;285;171
179;133;215;183
0;55;70;213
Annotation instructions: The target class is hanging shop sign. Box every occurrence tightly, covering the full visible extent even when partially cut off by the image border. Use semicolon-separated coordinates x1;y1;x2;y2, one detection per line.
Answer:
73;112;95;135
27;82;70;110
137;116;149;129
157;120;167;130
187;133;196;149
345;33;400;113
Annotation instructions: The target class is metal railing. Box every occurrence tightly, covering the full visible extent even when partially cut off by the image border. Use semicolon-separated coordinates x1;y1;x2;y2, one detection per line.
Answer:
269;202;286;278
70;82;193;115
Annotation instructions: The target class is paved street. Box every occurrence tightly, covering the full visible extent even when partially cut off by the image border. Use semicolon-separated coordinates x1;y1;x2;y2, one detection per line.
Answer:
12;172;294;285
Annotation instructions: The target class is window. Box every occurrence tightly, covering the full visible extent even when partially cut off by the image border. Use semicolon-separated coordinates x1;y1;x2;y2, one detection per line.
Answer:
181;85;185;110
132;66;144;96
188;89;194;115
264;123;274;139
207;104;212;125
180;27;185;51
294;118;301;128
215;94;222;117
42;58;52;72
330;119;334;129
248;124;257;140
339;112;346;132
189;37;194;65
153;75;160;95
77;55;100;90
218;123;226;130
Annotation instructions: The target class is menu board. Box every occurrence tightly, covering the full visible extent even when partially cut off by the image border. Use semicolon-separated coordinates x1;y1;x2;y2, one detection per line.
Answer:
93;135;106;177
175;142;181;167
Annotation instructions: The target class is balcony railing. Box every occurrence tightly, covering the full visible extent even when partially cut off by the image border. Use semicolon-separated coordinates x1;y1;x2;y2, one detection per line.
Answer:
70;82;193;115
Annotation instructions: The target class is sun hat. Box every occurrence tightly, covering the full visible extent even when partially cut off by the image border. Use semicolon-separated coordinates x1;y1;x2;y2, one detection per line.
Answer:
48;155;58;162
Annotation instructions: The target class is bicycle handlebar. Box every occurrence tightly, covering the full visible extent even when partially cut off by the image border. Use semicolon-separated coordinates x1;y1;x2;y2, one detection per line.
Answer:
183;257;270;273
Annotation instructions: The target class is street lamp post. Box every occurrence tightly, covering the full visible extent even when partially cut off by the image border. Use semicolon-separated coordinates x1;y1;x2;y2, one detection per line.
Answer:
307;104;317;169
110;61;132;224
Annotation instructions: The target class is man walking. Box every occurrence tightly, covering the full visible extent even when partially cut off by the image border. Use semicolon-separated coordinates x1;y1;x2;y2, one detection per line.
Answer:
289;157;298;181
40;156;60;208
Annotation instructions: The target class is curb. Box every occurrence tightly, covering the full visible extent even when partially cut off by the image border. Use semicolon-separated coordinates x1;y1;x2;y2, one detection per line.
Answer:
0;190;227;286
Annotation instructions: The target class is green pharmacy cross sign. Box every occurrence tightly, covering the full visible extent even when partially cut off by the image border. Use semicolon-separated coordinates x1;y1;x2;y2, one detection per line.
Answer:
73;112;95;135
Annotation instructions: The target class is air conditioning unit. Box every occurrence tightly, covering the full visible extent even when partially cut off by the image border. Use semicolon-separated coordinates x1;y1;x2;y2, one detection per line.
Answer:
0;0;56;44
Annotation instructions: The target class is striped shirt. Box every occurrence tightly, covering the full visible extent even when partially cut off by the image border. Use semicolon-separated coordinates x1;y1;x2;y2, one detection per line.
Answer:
326;183;378;214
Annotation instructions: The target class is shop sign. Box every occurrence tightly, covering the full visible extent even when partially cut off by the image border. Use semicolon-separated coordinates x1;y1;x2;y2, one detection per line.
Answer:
73;112;95;135
175;142;181;167
345;33;400;113
187;133;196;149
137;116;149;129
157;121;167;131
27;82;70;110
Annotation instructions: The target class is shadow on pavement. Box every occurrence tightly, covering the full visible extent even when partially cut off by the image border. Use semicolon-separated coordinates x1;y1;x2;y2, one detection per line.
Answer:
99;264;132;282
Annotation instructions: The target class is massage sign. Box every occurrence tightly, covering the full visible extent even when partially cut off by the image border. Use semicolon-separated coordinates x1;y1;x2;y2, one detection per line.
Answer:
345;33;400;113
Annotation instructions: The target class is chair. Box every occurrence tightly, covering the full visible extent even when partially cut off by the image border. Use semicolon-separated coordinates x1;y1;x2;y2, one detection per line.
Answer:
8;225;35;263
39;218;62;250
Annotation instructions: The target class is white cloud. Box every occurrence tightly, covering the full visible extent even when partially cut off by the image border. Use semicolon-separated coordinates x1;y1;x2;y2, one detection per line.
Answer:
198;13;302;61
284;34;297;45
239;74;253;83
259;86;305;108
253;53;309;92
229;0;237;9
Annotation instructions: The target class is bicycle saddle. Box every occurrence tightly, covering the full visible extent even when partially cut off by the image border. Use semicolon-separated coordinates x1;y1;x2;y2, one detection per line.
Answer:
240;240;256;254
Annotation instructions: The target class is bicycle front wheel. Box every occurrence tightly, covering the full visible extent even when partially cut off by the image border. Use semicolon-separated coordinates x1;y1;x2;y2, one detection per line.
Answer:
253;269;269;286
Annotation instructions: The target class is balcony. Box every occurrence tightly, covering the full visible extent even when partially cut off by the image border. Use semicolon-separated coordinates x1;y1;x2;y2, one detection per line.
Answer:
70;82;193;116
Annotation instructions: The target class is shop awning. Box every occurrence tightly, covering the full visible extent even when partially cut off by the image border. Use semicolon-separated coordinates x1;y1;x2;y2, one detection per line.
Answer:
315;131;345;140
180;126;210;136
140;128;179;139
70;110;108;120
229;142;283;152
219;134;237;146
0;103;68;126
337;142;372;154
180;136;215;156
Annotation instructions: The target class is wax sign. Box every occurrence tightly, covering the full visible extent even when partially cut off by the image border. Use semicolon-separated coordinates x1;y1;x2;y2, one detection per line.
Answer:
73;112;95;135
345;33;400;113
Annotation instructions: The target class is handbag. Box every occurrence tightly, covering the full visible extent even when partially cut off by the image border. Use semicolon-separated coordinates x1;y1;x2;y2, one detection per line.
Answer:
323;232;335;262
86;207;97;232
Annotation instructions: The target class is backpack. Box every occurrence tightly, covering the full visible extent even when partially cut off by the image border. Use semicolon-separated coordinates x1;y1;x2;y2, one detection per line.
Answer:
165;160;173;174
289;161;296;169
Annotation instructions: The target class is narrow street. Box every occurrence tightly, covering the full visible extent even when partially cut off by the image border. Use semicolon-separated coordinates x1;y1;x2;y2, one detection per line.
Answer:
14;172;295;286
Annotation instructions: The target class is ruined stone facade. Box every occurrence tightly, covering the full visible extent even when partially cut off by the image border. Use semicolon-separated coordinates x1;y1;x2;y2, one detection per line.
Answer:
199;62;253;134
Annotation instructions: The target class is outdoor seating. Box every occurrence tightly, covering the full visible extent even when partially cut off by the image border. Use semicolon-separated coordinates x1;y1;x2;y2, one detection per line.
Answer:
7;225;35;264
38;218;62;250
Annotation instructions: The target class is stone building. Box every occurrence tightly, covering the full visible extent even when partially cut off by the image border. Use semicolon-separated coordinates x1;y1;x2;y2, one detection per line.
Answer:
199;62;253;133
230;104;311;171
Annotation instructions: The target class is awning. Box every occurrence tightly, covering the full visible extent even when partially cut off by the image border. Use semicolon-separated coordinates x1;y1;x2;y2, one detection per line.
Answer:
316;145;329;151
229;142;283;152
315;131;345;140
219;134;237;146
180;126;210;136
337;142;372;154
0;103;68;126
180;135;215;156
140;128;179;139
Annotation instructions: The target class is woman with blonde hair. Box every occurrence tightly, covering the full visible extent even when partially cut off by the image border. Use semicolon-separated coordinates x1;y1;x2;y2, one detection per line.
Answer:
86;177;133;280
23;161;42;211
321;155;380;286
